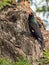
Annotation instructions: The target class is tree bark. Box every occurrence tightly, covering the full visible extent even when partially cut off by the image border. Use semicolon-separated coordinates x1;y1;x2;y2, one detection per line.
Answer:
0;4;49;65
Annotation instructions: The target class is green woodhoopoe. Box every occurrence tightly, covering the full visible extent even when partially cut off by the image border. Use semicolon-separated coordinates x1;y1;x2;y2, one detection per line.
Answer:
28;13;44;51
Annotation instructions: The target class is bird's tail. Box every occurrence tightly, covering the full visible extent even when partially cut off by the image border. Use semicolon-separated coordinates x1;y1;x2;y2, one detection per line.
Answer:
38;38;45;51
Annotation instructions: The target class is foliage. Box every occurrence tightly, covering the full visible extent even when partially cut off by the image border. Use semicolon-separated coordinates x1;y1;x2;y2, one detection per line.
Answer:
0;57;33;65
31;0;49;15
0;58;14;65
30;0;49;30
36;51;49;65
36;6;47;12
16;57;33;65
35;0;49;12
0;0;12;10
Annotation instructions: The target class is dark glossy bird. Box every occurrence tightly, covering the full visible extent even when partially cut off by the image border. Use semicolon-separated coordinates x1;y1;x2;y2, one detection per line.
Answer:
28;13;44;50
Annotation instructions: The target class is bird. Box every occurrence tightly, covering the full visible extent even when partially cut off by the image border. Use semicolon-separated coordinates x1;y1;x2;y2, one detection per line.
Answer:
28;13;44;51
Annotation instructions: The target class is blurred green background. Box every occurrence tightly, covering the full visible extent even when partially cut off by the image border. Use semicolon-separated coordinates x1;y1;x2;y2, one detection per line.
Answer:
30;0;49;30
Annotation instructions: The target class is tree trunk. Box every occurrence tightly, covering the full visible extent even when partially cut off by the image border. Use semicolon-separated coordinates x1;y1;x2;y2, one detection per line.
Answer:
0;4;49;65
